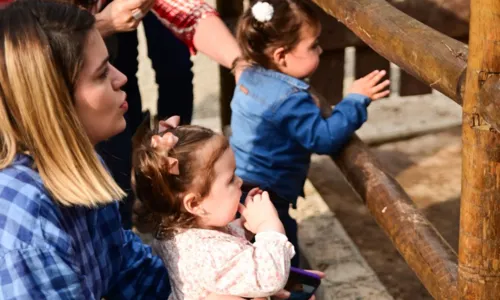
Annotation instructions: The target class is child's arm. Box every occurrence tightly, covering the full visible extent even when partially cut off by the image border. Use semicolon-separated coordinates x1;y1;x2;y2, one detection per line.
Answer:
274;90;370;155
274;70;389;155
199;192;291;297
200;232;295;298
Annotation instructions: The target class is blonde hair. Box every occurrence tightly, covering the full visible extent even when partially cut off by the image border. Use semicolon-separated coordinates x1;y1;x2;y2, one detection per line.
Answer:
0;0;125;207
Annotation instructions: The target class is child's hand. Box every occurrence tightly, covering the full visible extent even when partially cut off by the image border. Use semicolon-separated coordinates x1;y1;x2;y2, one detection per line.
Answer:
238;192;285;235
348;70;390;101
246;187;263;199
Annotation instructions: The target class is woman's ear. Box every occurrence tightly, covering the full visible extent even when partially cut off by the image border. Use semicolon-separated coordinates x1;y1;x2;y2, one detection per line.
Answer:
183;193;206;217
272;47;287;68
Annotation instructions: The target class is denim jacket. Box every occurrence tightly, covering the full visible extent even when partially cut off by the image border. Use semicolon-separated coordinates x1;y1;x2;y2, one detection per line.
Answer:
230;67;370;205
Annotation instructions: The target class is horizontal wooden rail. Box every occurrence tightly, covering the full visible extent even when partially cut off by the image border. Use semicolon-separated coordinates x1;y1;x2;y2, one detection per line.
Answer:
311;0;469;105
317;0;469;51
332;135;458;299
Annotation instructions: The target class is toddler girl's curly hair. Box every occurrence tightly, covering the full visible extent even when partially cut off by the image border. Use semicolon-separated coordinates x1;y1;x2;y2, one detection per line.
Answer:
131;121;229;239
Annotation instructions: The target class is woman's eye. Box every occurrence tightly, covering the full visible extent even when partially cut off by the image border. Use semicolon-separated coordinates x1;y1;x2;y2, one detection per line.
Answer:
99;68;109;80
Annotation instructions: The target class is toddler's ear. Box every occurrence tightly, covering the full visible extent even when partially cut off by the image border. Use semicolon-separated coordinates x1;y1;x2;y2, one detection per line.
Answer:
183;193;205;216
272;46;287;68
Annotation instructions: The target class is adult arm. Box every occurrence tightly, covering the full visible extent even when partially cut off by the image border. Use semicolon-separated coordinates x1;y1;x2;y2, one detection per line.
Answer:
152;0;241;68
0;248;94;299
105;230;171;299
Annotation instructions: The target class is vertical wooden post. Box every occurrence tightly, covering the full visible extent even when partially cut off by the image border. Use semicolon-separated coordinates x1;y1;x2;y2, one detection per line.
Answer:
215;0;243;130
458;0;500;298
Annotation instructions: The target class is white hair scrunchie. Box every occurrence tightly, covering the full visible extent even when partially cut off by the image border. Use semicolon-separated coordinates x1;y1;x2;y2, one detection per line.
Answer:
251;2;274;22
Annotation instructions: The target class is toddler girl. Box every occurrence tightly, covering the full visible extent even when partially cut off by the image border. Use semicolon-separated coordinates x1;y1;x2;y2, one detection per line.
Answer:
230;0;390;266
132;122;295;299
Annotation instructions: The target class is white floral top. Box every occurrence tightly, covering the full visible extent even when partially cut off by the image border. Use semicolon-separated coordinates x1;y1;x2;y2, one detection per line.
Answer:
153;221;296;299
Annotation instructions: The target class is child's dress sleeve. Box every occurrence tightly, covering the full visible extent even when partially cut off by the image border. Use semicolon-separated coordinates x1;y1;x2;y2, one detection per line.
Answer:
197;231;295;298
272;91;371;155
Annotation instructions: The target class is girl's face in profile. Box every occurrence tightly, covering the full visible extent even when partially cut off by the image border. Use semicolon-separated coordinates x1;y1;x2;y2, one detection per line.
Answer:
278;24;323;79
197;146;244;229
73;28;129;145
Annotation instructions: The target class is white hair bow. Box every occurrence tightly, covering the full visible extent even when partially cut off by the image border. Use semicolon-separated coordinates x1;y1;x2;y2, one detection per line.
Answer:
252;2;274;22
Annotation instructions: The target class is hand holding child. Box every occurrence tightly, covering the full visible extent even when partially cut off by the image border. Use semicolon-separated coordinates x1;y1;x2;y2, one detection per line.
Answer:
348;70;390;101
238;191;285;235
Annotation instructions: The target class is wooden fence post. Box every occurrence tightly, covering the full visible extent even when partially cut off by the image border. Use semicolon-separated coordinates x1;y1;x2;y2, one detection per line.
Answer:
458;0;500;298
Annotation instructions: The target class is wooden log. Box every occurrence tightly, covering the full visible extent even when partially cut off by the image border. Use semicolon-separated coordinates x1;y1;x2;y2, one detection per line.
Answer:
312;0;469;51
458;0;500;297
332;135;459;300
215;0;243;129
311;0;469;105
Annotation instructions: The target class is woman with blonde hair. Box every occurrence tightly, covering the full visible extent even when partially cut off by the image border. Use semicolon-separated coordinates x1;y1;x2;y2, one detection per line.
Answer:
0;1;312;298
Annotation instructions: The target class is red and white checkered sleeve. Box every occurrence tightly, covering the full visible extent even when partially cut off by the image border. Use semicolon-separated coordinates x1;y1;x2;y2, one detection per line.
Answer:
0;0;13;9
152;0;219;54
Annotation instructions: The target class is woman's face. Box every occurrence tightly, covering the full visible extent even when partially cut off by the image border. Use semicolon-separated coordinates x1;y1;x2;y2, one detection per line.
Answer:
74;28;128;145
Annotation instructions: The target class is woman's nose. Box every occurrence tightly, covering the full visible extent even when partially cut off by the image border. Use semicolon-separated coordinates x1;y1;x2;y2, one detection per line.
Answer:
111;64;128;90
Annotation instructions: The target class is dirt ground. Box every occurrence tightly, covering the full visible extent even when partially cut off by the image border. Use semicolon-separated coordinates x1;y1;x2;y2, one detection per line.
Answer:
308;127;462;300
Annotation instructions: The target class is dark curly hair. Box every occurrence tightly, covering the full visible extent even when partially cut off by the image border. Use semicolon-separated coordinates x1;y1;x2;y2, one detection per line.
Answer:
236;0;320;69
132;121;229;240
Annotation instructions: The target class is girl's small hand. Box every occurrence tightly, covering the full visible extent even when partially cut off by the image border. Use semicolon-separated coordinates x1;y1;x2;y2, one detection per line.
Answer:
238;192;285;235
348;70;390;101
245;187;263;199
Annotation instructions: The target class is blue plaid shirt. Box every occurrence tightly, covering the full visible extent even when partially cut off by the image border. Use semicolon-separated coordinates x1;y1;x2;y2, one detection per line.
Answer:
0;154;171;299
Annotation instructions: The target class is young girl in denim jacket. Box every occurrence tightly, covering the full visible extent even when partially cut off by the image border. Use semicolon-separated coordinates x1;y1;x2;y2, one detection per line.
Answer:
132;121;296;299
230;0;390;266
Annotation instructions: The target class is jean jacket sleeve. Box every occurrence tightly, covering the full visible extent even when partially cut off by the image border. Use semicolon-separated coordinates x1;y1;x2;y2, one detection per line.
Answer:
273;91;371;155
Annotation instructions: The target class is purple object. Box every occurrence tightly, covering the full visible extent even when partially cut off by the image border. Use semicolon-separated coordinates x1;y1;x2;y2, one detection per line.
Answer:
285;267;322;300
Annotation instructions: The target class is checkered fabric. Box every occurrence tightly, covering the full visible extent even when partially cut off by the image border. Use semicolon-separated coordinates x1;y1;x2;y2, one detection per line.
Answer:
151;0;218;53
0;155;170;299
0;0;218;53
